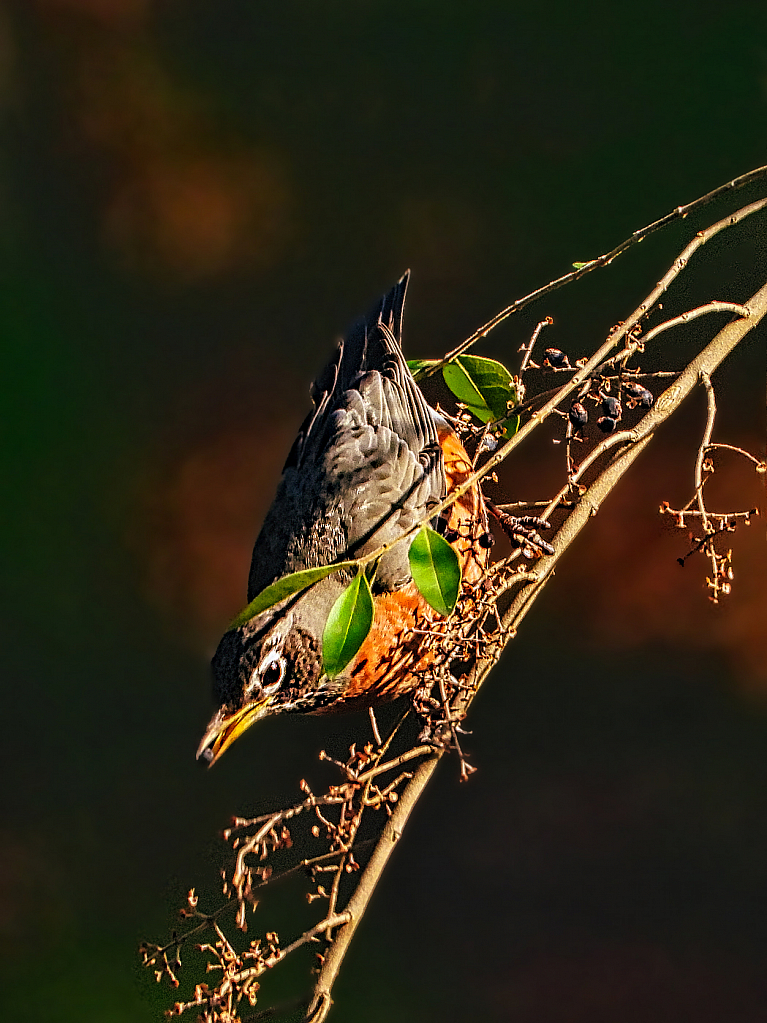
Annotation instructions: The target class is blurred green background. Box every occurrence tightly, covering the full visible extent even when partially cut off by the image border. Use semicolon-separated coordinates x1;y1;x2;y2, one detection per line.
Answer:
3;1;767;1020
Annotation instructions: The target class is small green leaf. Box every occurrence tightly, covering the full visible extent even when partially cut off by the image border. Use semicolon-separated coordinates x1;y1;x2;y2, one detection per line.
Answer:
365;557;380;583
322;570;374;678
408;525;461;617
229;560;357;630
572;261;590;269
442;355;520;426
407;358;440;381
443;360;489;418
500;414;520;441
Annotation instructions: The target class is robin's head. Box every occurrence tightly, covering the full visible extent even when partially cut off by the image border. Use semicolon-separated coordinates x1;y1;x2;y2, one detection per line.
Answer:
197;611;340;765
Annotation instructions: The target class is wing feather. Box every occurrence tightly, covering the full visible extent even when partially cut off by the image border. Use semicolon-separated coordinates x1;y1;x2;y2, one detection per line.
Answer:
247;273;445;600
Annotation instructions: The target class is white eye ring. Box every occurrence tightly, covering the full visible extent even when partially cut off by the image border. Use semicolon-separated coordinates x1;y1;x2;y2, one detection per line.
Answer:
258;649;287;693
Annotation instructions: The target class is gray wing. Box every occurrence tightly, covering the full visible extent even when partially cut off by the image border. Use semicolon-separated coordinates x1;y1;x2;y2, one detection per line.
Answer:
247;272;446;600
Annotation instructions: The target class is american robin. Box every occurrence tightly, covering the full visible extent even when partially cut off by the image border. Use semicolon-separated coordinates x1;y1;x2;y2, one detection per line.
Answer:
197;272;488;765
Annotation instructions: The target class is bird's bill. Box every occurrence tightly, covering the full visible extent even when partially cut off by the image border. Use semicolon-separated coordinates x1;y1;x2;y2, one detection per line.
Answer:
196;700;270;766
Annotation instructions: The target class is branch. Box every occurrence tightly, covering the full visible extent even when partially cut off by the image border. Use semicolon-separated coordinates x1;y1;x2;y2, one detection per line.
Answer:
421;165;767;377
403;198;767;541
594;302;751;375
302;269;767;1022
498;275;767;635
304;755;441;1022
694;372;717;533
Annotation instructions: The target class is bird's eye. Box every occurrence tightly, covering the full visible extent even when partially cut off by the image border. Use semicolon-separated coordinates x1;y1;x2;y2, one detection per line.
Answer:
260;654;286;691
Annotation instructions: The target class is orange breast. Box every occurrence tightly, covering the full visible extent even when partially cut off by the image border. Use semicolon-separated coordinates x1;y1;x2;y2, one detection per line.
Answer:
316;425;488;712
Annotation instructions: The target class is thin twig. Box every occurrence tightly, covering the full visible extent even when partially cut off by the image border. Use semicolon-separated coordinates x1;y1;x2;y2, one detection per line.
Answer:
419;166;767;379
694;372;717;533
305;755;442;1022
595;301;750;374
356;746;434;784
494;499;577;512
278;915;351;963
519;316;553;373
367;708;382;748
706;442;767;469
660;506;758;521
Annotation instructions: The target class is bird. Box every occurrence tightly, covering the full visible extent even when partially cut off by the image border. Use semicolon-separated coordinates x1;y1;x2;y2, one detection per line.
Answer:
197;272;489;766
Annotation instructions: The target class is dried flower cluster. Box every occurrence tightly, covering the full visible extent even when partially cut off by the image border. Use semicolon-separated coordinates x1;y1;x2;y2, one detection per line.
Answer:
659;372;765;602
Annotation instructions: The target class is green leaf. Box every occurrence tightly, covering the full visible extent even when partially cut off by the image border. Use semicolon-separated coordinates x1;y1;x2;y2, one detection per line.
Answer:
408;525;461;617
407;358;440;381
229;560;357;630
442;355;520;426
572;261;591;269
322;570;374;678
500;414;520;441
365;557;380;583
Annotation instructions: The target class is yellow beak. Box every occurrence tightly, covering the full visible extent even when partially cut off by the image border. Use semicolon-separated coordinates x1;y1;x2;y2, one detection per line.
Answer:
196;699;271;766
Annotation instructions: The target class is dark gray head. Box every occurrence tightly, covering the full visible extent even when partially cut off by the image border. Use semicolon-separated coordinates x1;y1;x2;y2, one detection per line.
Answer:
197;613;325;765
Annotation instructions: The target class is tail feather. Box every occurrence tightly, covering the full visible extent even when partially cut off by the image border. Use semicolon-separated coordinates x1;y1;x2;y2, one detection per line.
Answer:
337;270;410;388
287;272;427;472
377;269;409;347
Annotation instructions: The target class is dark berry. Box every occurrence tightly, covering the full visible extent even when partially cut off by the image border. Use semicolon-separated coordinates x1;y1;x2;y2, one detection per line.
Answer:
601;395;622;420
623;381;654;408
568;401;588;427
544;348;569;368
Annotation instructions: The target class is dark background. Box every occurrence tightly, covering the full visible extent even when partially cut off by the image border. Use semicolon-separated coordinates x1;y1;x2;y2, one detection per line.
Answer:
4;2;767;1020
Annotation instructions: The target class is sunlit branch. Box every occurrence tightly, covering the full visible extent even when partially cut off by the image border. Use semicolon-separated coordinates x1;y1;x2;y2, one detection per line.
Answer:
420;166;767;379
